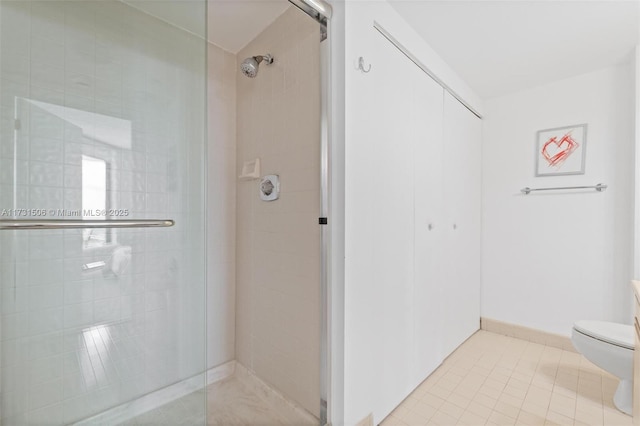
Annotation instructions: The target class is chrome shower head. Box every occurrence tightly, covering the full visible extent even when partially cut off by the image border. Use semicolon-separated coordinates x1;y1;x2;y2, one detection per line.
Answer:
240;54;274;78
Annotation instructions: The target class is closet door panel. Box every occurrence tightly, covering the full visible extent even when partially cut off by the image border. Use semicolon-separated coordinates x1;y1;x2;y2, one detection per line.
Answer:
442;92;482;355
369;29;446;421
412;74;445;383
371;29;420;419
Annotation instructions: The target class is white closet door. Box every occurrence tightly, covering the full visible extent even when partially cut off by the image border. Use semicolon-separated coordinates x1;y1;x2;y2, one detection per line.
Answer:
442;92;482;356
412;57;445;384
371;30;417;418
371;29;445;421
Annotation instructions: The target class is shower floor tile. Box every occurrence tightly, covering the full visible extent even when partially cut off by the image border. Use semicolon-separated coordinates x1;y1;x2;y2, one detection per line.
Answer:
122;371;317;426
206;375;317;426
381;330;632;426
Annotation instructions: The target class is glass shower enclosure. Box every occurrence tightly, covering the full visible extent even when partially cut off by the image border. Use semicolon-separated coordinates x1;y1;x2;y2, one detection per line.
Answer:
0;1;207;423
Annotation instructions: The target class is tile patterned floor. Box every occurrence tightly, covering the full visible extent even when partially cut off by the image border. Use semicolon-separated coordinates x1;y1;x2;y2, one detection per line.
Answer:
381;330;633;426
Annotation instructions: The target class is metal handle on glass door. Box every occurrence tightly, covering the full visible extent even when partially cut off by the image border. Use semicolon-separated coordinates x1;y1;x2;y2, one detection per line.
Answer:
0;219;175;230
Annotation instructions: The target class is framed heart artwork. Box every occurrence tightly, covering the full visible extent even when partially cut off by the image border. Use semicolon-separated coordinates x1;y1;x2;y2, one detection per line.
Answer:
535;124;587;176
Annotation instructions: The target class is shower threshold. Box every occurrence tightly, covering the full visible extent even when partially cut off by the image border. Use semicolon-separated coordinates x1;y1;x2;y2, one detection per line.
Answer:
73;361;318;425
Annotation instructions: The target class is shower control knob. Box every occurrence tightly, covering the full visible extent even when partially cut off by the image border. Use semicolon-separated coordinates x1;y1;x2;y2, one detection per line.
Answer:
453;224;457;230
261;180;274;196
428;223;434;231
259;175;280;201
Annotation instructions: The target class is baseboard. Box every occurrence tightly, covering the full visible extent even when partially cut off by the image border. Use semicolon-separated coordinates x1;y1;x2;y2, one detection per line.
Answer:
480;317;577;353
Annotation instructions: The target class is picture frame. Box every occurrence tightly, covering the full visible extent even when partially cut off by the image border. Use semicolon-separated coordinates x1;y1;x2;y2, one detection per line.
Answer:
535;124;587;177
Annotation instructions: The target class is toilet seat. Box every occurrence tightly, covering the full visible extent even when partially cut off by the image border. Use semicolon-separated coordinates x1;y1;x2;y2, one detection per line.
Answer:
573;320;634;350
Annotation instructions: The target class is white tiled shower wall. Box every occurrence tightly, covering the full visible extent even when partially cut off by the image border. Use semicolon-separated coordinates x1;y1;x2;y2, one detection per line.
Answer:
0;1;207;424
207;42;237;370
235;6;322;417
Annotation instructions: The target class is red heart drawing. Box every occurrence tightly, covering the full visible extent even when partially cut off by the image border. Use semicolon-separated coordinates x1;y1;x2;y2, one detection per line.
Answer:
542;132;579;167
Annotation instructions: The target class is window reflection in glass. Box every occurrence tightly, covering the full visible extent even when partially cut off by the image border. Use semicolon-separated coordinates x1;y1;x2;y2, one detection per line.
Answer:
82;155;108;248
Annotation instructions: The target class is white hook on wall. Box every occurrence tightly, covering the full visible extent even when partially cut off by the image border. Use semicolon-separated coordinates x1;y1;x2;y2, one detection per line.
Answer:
358;57;371;73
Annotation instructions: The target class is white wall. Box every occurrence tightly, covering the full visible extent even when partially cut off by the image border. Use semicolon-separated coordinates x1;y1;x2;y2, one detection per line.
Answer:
326;2;346;425
634;46;640;280
482;63;635;336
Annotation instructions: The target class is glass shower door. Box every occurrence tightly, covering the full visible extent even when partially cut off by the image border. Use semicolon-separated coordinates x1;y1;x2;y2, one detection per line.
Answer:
0;1;207;424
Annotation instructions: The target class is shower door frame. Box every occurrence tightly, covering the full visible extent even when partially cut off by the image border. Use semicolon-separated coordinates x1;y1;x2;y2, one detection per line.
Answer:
287;1;333;425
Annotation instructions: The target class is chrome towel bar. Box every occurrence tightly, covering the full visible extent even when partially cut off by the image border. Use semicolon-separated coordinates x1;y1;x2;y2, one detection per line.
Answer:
521;183;607;195
0;219;174;230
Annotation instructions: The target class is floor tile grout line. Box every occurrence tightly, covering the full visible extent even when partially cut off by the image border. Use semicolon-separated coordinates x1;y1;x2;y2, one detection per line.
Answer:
383;331;632;426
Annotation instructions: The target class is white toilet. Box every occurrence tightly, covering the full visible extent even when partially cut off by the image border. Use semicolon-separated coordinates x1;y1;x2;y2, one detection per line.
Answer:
571;320;634;415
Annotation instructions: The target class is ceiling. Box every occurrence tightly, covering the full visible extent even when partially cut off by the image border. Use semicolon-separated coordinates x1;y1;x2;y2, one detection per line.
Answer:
124;0;207;38
388;0;640;99
208;1;290;53
126;1;639;98
125;0;290;54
